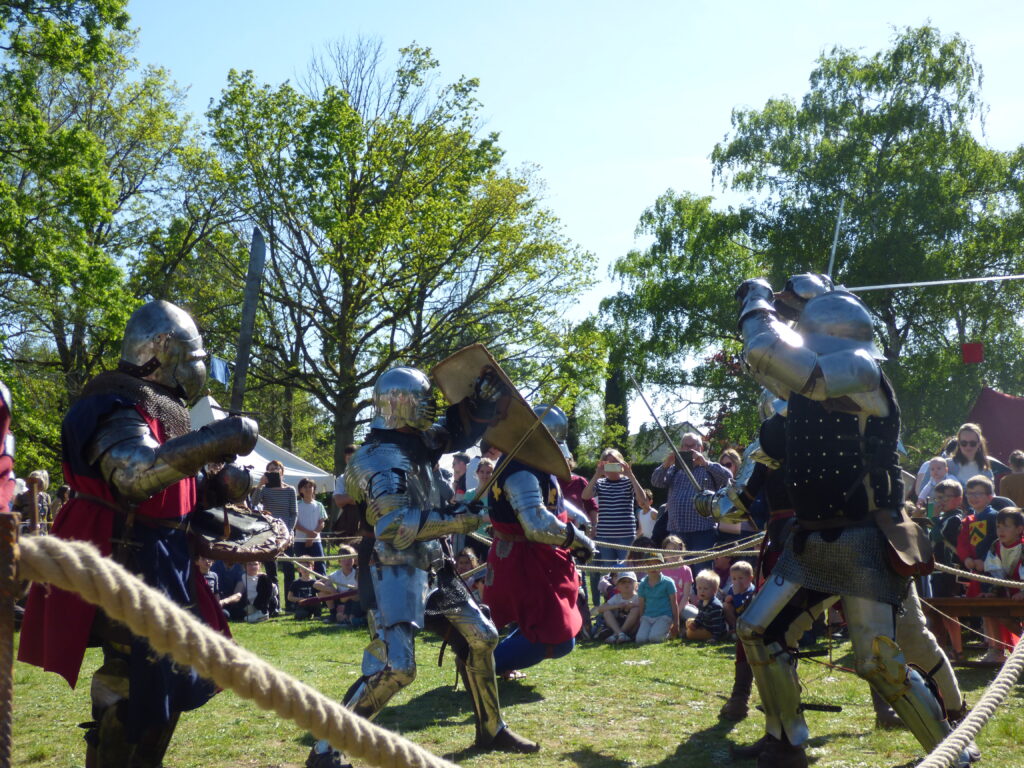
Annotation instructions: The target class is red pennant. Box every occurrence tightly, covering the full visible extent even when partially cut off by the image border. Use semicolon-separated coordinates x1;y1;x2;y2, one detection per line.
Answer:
962;343;984;364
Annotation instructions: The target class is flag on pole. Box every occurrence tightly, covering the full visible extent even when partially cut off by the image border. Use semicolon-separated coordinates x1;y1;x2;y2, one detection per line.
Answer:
961;343;984;364
209;356;231;386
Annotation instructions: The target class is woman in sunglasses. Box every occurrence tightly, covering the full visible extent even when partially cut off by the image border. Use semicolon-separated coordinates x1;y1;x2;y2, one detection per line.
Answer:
946;423;994;485
718;449;742;478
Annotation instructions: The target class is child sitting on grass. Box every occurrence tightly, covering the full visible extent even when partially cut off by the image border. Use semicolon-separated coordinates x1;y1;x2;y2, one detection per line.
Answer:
595;571;642;644
635;557;678;644
316;547;362;625
659;535;696;617
287;559;321;619
683;570;725;641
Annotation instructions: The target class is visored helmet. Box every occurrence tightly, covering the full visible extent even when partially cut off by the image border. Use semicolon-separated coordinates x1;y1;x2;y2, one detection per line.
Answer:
121;300;207;404
799;290;884;359
371;367;436;431
533;403;571;458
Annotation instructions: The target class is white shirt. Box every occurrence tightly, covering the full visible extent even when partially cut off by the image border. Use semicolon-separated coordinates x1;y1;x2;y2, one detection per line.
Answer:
328;568;358;591
295;499;327;543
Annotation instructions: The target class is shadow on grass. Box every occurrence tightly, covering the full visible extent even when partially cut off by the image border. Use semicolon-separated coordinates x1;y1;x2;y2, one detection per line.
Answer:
558;746;641;768
374;678;545;737
635;717;864;768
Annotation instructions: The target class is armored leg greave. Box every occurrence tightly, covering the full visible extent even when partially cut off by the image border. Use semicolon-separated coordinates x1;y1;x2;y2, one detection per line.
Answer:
896;583;964;714
736;576;808;745
844;597;955;752
436;600;504;743
344;623;418;720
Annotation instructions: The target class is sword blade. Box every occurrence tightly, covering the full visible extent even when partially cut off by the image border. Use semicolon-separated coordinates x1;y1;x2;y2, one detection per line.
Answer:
627;373;703;493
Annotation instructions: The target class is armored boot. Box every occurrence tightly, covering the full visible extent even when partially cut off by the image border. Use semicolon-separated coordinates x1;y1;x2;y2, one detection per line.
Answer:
720;661;753;721
730;734;769;761
129;713;180;768
755;734;808;768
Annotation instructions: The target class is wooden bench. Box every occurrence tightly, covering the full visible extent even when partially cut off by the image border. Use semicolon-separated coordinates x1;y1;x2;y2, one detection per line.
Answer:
922;597;1024;619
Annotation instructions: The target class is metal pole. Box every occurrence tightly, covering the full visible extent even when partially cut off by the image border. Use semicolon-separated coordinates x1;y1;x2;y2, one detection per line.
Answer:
848;273;1024;293
25;476;40;535
229;227;267;414
826;197;845;279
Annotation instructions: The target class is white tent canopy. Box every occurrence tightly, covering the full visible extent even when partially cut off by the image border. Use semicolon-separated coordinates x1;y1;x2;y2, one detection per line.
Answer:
190;396;335;489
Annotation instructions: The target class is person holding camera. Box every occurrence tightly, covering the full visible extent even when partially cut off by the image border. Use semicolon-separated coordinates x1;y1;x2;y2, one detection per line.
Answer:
252;459;298;606
650;433;730;566
581;448;647;608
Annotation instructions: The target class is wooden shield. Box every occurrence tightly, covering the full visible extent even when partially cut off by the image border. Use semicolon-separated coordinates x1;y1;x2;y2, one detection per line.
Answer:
431;343;571;482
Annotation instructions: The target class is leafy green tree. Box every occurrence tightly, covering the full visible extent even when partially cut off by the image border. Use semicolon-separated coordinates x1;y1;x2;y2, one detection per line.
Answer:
207;40;594;469
602;191;765;445
610;26;1024;459
711;25;1024;458
0;24;228;472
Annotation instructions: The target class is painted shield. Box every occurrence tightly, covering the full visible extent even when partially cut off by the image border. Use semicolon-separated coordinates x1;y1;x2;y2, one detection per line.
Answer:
431;343;571;482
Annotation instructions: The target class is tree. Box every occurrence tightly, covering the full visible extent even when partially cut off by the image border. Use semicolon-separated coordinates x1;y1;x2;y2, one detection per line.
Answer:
602;191;766;445
0;23;229;473
207;40;594;469
609;26;1024;459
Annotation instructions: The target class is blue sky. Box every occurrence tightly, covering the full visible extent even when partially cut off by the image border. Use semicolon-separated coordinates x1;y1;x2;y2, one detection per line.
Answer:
127;0;1024;428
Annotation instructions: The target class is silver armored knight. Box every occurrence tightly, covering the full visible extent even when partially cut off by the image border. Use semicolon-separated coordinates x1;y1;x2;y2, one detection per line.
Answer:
19;299;258;768
307;366;537;768
732;275;973;768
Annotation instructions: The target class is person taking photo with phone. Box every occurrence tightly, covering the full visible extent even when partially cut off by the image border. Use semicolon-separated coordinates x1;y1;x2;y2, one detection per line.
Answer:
581;448;647;608
650;432;731;568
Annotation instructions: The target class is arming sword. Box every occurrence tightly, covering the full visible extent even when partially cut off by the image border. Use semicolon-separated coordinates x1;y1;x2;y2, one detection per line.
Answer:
229;227;266;414
628;373;756;527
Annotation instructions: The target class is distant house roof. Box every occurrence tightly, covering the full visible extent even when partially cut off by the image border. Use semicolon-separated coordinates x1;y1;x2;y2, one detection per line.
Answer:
629;421;704;463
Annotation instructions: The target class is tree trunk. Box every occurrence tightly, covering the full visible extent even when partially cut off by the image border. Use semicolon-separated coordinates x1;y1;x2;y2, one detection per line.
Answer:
603;346;629;451
281;382;294;451
333;405;357;475
566;400;580;460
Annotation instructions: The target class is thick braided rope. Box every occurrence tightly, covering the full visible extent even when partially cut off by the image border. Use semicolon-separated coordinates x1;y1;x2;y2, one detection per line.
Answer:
932;562;1024;589
17;536;458;768
916;638;1024;768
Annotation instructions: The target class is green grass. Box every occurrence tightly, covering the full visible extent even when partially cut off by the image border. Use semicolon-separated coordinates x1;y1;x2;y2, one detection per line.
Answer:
12;619;1024;768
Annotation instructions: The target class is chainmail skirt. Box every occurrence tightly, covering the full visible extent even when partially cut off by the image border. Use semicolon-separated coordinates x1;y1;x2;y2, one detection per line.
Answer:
773;524;908;606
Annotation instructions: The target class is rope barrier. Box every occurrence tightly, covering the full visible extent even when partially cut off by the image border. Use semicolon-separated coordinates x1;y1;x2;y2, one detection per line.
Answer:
577;537;764;573
916;639;1024;768
588;531;766;556
16;536;457;768
932;562;1024;589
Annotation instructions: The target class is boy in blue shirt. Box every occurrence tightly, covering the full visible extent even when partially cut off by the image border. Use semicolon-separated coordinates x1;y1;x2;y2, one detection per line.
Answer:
723;560;756;636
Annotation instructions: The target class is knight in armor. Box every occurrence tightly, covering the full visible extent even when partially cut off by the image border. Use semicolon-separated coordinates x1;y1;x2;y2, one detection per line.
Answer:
731;275;974;767
307;366;538;768
484;404;595;674
706;396;971;742
19;300;258;768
